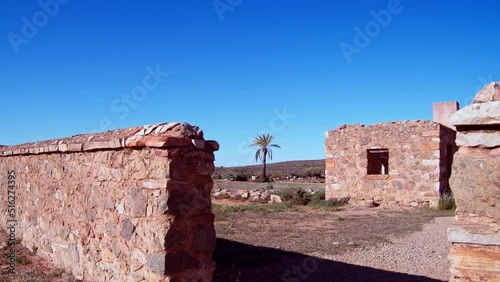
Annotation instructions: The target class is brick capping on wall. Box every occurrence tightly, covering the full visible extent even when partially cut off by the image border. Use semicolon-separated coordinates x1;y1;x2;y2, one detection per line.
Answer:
0;122;219;157
0;122;219;282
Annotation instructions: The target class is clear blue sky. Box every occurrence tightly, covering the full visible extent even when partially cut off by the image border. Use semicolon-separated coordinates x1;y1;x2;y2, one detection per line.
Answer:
1;0;498;166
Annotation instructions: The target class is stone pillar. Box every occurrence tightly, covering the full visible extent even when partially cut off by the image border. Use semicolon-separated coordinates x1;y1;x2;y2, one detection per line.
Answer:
447;82;500;281
433;101;460;129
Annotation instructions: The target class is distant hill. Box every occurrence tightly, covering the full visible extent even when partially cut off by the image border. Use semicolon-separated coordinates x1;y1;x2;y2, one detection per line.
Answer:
214;159;325;179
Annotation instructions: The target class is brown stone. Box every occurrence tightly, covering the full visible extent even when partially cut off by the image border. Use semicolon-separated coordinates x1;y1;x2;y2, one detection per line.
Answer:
455;131;500;148
450;153;499;219
206;140;220;151
83;140;122;151
325;159;335;168
450;101;500;126
449;244;500;281
120;218;135;240
66;143;83;152
147;253;166;274
129;188;147;217
191;139;206;150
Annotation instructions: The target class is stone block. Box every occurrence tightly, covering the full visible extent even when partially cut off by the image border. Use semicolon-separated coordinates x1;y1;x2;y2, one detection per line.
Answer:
472;81;500;103
448;226;500;245
66;143;83;152
191;139;205;149
143;179;168;189
456;132;500;148
449;244;500;281
83;140;121;151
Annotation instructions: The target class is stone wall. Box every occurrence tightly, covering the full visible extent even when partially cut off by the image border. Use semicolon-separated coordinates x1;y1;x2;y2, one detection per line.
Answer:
325;120;456;208
447;82;500;281
0;122;219;282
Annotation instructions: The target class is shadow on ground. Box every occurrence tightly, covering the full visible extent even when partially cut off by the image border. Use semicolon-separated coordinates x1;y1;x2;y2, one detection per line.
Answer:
213;238;444;282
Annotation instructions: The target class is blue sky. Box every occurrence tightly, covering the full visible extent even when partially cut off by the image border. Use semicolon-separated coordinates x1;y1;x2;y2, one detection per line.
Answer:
1;0;498;166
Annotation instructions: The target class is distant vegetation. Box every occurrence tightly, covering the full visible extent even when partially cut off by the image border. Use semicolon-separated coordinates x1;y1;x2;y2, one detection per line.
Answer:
214;159;325;181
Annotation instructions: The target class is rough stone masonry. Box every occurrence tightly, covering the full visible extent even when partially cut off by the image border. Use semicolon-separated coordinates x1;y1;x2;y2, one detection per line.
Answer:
0;122;219;282
447;82;500;281
325;120;456;208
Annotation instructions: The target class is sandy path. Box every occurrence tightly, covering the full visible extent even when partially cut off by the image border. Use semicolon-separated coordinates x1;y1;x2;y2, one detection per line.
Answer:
323;216;453;281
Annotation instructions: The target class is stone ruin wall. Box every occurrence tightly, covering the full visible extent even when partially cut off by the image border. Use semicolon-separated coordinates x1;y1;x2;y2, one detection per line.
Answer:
447;82;500;281
325;120;455;208
0;122;219;282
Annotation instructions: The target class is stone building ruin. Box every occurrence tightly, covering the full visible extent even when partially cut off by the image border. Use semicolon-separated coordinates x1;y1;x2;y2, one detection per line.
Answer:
325;115;457;208
325;82;500;280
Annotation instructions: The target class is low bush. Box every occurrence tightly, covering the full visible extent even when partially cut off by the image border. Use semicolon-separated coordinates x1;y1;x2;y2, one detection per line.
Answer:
310;197;349;211
310;190;326;203
278;187;311;205
439;193;456;211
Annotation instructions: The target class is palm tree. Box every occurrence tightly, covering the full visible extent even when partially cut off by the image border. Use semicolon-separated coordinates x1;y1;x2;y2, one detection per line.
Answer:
250;133;281;181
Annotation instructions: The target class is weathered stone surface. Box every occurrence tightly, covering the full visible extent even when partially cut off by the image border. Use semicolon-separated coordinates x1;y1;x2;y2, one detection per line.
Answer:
270;194;283;203
472;81;500;103
147;253;166;274
455;132;500;148
448;226;500;245
325;120;455;208
206;140;220;151
448;244;500;281
433;101;459;128
0;122;217;282
129;188;147;217
142;179;168;189
450;150;500;219
1;122;208;156
191;139;206;149
83;140;122;151
450;101;500;126
120;219;135;240
448;83;500;282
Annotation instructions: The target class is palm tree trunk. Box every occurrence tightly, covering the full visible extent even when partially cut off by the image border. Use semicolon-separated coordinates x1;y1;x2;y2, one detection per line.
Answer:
262;150;267;181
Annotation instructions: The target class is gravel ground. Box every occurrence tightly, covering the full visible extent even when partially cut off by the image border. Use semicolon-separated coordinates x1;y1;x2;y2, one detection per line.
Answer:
323;216;453;281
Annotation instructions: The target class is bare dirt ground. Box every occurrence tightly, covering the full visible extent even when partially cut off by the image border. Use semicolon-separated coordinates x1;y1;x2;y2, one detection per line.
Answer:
213;199;454;282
